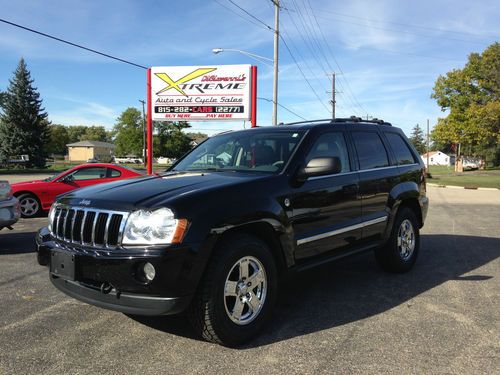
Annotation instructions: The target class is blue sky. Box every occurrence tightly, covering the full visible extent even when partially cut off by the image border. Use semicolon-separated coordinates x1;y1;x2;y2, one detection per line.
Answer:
0;0;498;136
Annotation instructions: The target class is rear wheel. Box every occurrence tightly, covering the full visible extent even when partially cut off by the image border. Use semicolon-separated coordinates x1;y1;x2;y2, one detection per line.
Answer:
188;233;277;346
375;206;420;273
17;193;41;218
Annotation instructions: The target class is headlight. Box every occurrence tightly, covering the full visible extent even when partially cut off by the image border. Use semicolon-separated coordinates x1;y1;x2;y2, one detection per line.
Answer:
122;207;188;245
48;205;56;232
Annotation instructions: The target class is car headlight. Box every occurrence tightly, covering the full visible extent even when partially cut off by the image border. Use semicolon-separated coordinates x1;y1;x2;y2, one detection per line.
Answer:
122;207;188;245
48;205;56;232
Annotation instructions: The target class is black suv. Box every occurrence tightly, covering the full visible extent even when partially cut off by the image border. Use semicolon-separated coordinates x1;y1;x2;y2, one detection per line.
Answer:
37;118;428;346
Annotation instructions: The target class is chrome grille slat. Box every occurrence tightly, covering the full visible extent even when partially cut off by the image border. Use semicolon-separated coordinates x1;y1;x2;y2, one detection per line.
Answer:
80;210;88;243
90;211;99;245
49;204;128;249
103;214;112;245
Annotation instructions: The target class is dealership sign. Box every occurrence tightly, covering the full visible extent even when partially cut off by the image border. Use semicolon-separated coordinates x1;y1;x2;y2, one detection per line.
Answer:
150;65;252;121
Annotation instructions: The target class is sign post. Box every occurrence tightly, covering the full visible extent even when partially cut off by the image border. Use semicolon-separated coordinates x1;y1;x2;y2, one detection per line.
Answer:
146;64;256;174
146;68;153;175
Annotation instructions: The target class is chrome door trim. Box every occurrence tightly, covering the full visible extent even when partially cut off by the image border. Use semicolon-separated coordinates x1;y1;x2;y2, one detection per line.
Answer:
297;216;387;246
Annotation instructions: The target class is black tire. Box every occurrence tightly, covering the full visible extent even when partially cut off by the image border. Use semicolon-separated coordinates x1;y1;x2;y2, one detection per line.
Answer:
17;193;42;218
375;206;420;273
187;233;278;346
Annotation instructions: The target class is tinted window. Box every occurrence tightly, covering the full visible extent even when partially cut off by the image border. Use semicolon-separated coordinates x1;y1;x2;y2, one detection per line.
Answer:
173;130;305;173
109;168;122;178
305;132;350;173
385;133;416;165
352;132;389;170
71;167;107;181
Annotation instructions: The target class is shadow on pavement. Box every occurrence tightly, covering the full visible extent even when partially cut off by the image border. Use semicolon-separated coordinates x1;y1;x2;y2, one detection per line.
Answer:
0;231;37;254
129;234;499;347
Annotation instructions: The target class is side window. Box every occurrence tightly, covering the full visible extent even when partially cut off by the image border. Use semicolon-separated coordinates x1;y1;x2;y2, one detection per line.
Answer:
352;132;389;170
109;168;122;178
385;133;417;165
305;132;350;173
71;167;107;181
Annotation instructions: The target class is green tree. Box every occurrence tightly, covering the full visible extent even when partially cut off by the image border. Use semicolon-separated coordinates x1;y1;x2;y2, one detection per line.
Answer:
431;42;500;164
154;121;192;158
82;125;108;142
113;108;143;156
0;59;49;167
408;124;426;154
0;91;6;109
46;124;70;155
66;125;88;143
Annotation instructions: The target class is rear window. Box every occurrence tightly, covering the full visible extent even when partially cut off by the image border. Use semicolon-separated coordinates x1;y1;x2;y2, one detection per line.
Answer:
385;133;417;165
109;168;122;178
352;132;389;170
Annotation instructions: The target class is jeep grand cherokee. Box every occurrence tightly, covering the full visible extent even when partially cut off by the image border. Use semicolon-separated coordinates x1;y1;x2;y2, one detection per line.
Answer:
36;118;428;346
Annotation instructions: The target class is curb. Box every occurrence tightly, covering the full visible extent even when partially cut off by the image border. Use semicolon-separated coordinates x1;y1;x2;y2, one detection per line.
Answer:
427;183;499;191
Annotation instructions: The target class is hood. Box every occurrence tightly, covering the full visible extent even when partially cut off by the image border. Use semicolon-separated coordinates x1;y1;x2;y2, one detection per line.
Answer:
58;172;269;211
11;180;45;188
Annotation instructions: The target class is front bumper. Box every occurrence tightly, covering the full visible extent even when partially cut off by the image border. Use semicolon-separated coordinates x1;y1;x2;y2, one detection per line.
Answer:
36;227;199;316
0;197;20;229
51;276;190;316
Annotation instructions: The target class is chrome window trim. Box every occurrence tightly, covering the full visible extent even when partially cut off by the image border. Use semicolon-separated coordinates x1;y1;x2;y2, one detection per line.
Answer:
308;163;419;181
296;216;388;246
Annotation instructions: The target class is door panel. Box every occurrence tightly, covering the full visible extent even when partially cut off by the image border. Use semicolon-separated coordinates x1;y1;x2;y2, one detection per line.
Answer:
289;131;362;261
291;173;361;260
350;131;398;243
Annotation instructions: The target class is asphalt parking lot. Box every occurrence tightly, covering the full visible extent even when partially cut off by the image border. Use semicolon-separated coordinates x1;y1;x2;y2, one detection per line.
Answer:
0;186;499;374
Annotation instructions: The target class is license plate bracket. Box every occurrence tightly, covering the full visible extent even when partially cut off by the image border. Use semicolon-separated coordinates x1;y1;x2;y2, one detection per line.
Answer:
50;250;76;281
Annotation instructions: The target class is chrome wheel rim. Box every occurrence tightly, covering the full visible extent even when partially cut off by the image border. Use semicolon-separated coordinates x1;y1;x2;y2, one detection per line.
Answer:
224;256;267;326
20;197;39;216
397;219;415;261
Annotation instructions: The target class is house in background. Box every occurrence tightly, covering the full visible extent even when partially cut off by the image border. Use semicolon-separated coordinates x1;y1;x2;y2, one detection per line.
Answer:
420;151;451;166
67;140;116;162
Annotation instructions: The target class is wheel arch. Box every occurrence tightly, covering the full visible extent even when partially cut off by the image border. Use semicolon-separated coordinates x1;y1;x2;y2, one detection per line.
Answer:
14;190;41;202
211;220;290;278
383;182;423;243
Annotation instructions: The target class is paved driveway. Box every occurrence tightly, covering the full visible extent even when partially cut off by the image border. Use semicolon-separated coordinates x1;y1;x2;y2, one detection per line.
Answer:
0;187;499;374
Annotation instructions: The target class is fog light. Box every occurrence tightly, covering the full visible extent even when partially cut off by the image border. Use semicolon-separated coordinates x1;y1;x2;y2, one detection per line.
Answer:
143;262;156;282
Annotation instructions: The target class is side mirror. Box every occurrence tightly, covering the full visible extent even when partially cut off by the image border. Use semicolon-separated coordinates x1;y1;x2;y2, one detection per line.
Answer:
297;157;342;181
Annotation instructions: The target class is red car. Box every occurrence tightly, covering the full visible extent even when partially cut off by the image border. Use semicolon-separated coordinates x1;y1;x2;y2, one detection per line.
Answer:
11;163;143;217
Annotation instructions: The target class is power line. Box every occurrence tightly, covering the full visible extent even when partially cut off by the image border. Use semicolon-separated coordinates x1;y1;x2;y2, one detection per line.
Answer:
226;0;274;31
301;0;367;115
279;34;331;113
294;0;368;115
310;8;499;40
313;14;489;45
0;18;148;69
258;97;307;120
214;0;270;31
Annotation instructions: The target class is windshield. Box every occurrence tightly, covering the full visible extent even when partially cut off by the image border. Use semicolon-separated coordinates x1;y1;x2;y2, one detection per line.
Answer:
172;130;305;174
44;170;68;182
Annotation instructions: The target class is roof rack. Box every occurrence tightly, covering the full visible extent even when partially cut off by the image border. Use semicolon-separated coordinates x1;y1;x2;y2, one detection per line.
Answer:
283;116;392;126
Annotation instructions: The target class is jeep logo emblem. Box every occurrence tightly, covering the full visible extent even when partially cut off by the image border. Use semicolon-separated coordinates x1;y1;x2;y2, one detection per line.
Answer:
79;199;91;206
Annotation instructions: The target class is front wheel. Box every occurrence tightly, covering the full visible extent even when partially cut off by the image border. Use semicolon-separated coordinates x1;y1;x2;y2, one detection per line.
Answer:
375;206;420;273
17;193;41;218
188;233;277;346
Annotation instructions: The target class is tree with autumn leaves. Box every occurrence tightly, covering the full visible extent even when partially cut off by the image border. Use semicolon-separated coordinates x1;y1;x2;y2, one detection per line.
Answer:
431;42;500;166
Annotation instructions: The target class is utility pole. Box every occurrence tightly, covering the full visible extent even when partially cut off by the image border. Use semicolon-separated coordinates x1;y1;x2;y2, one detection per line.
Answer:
139;99;147;167
331;72;336;119
272;0;279;126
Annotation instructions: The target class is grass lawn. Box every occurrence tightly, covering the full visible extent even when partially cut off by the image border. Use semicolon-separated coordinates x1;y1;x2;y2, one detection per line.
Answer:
427;165;500;189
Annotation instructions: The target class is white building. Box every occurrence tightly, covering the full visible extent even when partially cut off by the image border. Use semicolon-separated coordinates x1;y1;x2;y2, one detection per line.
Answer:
420;151;450;166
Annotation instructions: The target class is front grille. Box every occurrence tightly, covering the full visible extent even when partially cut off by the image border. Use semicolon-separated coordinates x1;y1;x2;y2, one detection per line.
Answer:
50;205;128;249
